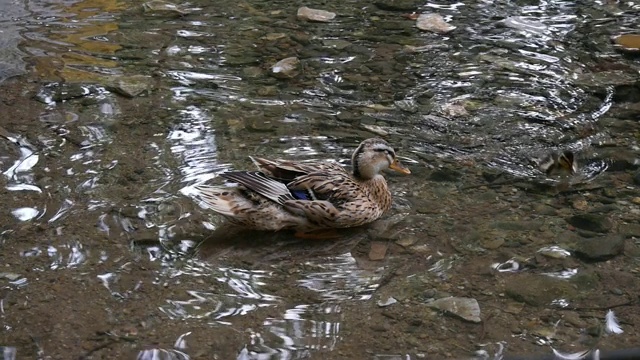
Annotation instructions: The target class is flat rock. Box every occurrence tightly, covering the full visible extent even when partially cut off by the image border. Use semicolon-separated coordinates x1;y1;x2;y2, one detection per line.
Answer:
297;7;336;22
427;297;481;323
369;241;388;260
573;235;625;261
505;274;576;306
416;13;456;34
566;214;612;233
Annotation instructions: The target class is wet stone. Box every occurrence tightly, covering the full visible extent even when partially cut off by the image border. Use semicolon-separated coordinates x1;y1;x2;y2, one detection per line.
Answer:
271;57;300;79
573;70;639;89
256;86;277;97
416;13;456;34
613;34;640;54
491;220;543;232
374;0;421;11
426;297;481;323
573;235;625;262
505;274;576;306
34;83;96;104
335;111;358;123
620;223;640;238
369;241;388;260
533;203;557;216
105;75;154;98
501;16;547;34
566;214;612;233
297;7;336;22
322;39;352;50
429;168;462;182
241;66;264;79
142;0;190;16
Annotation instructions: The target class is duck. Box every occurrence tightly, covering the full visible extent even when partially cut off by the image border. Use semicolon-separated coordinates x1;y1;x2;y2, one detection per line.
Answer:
187;138;411;236
535;150;577;177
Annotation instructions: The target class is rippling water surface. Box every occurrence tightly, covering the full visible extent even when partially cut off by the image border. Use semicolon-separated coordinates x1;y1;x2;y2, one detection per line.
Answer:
1;0;639;358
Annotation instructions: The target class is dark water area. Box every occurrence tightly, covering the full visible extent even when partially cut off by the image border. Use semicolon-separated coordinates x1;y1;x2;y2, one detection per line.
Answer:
0;0;639;359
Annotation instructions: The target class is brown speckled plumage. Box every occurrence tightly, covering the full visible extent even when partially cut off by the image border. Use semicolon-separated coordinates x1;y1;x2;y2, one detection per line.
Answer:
188;138;410;232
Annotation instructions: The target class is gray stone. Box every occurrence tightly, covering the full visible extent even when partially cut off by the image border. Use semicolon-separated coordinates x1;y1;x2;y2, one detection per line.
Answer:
566;214;612;233
574;235;625;261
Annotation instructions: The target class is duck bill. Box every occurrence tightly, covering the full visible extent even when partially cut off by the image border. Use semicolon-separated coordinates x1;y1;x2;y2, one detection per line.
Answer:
389;159;411;175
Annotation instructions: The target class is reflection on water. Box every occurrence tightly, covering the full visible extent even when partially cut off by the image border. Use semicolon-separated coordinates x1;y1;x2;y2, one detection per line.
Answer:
298;253;382;301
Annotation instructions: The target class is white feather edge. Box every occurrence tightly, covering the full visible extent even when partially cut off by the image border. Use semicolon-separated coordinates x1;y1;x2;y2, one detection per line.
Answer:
605;309;624;334
551;348;590;360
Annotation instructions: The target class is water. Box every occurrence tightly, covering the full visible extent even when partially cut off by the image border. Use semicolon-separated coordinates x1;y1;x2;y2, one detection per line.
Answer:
1;0;640;358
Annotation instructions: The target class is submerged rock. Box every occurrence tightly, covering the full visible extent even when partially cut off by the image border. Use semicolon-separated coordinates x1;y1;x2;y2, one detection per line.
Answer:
505;274;575;306
566;214;612;233
613;34;640;54
574;70;638;89
143;0;190;16
369;241;388;260
574;235;624;261
271;57;301;79
297;7;336;22
34;83;97;104
416;13;456;34
374;0;420;11
105;75;154;98
427;297;481;323
501;16;547;34
377;297;397;307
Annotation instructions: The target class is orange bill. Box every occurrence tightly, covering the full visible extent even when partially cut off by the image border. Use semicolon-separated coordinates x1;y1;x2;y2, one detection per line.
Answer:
389;159;411;175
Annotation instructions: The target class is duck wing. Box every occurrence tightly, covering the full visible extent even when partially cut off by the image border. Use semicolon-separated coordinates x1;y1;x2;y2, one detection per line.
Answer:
250;157;345;181
220;171;296;205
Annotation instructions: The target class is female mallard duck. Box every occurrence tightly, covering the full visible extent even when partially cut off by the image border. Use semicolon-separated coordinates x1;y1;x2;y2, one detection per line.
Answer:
189;138;410;234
